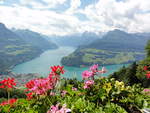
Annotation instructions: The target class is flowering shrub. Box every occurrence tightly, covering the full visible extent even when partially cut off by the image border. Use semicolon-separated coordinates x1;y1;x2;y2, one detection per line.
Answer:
0;65;149;113
25;65;64;99
0;77;17;108
26;78;53;95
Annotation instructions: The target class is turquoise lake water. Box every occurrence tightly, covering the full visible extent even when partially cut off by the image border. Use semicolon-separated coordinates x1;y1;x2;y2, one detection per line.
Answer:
12;46;129;80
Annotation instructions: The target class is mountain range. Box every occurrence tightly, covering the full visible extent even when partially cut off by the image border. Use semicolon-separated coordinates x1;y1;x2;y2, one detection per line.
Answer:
1;22;150;71
48;31;104;47
0;23;57;73
61;29;150;67
13;29;57;50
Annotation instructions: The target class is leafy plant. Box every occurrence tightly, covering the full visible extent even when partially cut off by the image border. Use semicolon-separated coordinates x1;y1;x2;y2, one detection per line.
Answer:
0;65;149;113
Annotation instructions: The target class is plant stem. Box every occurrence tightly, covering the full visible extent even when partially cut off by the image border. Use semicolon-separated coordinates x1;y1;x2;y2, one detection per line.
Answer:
8;91;10;102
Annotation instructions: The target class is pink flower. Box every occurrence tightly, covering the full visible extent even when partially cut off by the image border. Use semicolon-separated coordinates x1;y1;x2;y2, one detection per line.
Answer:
143;89;150;92
47;104;59;113
50;92;55;96
82;70;93;79
47;104;71;113
51;104;59;112
61;90;67;97
25;78;53;95
72;87;77;91
25;65;65;96
83;85;88;89
90;64;99;73
84;80;94;89
81;64;107;80
143;89;150;95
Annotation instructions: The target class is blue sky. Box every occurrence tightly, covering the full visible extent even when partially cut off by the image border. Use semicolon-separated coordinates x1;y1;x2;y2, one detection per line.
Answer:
0;0;150;36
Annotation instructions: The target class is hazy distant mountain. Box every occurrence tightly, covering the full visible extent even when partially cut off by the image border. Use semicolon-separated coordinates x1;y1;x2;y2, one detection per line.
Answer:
0;23;57;73
49;31;104;47
133;32;150;37
13;29;57;50
85;29;150;52
61;29;150;67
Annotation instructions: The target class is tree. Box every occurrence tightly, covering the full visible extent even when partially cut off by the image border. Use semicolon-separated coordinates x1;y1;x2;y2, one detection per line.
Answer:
145;40;150;57
135;40;150;87
110;40;150;88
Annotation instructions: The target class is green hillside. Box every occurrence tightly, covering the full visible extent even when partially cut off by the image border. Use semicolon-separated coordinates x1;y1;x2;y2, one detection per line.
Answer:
61;30;149;67
0;23;57;73
110;40;150;88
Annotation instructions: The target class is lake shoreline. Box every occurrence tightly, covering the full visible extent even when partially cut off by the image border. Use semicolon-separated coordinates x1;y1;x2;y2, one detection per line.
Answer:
12;46;130;80
12;46;76;74
0;47;59;75
62;62;131;68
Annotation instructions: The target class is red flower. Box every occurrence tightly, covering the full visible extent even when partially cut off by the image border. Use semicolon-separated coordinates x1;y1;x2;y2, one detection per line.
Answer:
50;65;65;75
144;66;148;71
0;101;8;106
9;98;17;105
143;66;150;79
25;80;35;90
0;78;16;89
0;85;4;88
146;72;150;79
0;98;17;106
26;92;33;100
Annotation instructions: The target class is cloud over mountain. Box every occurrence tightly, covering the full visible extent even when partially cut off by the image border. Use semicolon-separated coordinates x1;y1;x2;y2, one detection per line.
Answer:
0;0;149;36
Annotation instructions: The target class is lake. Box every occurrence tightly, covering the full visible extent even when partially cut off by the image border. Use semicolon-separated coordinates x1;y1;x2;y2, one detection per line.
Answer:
12;46;129;80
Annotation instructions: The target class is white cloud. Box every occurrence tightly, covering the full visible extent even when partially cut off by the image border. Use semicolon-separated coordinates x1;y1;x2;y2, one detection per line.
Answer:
19;0;48;9
70;0;81;10
0;0;150;36
78;0;150;33
0;5;80;35
20;0;33;5
66;0;81;14
130;13;150;32
42;0;67;8
20;0;68;9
